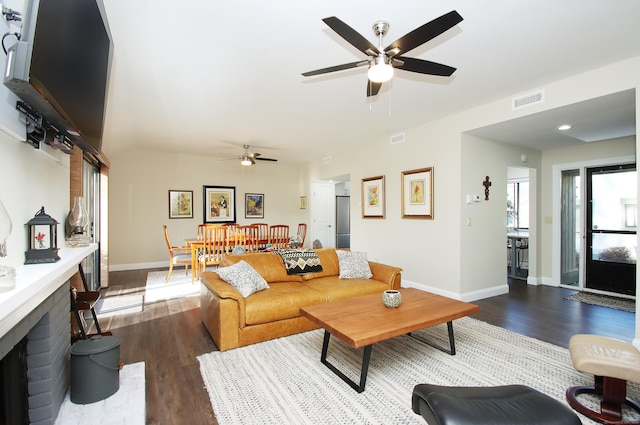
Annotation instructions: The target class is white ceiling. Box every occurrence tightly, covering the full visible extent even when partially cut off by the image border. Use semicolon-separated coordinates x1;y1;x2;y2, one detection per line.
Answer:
100;0;640;164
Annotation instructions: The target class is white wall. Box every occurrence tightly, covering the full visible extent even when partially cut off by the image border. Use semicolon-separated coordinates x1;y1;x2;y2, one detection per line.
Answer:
107;147;304;269
104;56;640;308
0;132;71;270
297;56;640;302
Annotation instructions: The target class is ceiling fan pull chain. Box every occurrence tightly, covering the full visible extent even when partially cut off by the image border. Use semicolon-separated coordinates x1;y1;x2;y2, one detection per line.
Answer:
388;80;392;117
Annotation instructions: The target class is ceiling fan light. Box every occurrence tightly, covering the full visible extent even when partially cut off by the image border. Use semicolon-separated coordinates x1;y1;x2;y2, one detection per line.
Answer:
368;56;394;83
241;156;253;166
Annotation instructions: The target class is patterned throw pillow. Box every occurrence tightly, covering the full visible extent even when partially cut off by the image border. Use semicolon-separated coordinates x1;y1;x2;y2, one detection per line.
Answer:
336;250;372;279
275;249;323;275
216;260;269;297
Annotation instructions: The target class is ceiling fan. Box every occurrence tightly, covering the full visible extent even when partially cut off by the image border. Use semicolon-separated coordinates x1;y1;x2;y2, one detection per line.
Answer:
302;10;463;97
223;144;278;166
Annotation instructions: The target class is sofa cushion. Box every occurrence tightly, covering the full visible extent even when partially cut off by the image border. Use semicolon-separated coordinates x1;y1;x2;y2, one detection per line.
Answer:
336;250;373;279
305;277;388;301
216;260;269;298
275;249;323;275
222;252;303;283
301;248;342;281
243;281;327;325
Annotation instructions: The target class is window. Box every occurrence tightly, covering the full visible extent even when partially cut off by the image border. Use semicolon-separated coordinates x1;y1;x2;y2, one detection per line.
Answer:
507;180;529;229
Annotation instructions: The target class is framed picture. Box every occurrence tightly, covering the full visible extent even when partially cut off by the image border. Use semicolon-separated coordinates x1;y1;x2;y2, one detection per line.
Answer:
361;175;385;218
401;167;433;219
168;190;193;219
203;185;236;223
299;196;307;210
245;193;264;219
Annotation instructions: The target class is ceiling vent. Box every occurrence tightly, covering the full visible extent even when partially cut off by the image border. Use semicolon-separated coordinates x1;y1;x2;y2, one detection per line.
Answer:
512;89;545;110
389;133;405;145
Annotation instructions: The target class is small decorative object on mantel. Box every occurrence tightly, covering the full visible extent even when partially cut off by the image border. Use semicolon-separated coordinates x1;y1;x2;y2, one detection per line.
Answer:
66;196;90;247
382;289;402;308
483;176;492;200
25;207;60;264
0;198;16;291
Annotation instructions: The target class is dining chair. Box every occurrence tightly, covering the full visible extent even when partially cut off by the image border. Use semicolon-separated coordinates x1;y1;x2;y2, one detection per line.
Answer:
296;223;307;247
162;225;192;283
235;225;259;253
269;224;290;249
252;223;269;250
198;224;227;278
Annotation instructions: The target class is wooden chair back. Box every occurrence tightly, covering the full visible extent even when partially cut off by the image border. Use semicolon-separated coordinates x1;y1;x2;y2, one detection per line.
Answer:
234;225;258;253
199;224;227;272
296;223;307;246
252;223;269;249
162;225;191;282
269;225;290;249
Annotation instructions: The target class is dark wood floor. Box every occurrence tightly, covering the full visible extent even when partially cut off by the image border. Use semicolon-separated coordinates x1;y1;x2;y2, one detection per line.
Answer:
102;270;635;424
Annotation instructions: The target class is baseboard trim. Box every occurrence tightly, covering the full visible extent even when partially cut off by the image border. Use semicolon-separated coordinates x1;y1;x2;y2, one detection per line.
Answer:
402;280;508;302
110;261;176;272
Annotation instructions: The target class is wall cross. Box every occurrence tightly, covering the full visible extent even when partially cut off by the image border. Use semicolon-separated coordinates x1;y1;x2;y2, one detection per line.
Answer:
483;176;492;200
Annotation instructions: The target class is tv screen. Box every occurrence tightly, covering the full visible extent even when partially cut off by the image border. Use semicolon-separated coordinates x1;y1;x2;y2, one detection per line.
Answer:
3;0;113;157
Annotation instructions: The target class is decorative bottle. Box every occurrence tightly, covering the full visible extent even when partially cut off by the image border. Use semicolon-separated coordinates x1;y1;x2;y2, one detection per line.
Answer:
0;198;16;291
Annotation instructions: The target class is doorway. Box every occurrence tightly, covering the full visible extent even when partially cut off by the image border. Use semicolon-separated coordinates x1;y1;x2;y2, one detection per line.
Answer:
311;176;350;249
507;167;530;280
557;160;637;296
585;163;637;295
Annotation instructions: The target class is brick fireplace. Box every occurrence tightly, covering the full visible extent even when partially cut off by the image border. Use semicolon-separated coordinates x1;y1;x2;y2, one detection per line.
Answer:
0;245;96;425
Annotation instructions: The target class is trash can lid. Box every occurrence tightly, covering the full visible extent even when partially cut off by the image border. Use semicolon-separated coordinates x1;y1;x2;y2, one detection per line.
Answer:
71;335;122;355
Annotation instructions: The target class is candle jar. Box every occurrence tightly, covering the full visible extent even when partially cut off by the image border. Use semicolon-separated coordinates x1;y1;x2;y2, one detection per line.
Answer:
382;289;402;308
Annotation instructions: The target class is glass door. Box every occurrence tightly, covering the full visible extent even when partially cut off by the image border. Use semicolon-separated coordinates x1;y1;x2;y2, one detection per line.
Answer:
82;160;100;290
585;164;636;295
560;169;580;287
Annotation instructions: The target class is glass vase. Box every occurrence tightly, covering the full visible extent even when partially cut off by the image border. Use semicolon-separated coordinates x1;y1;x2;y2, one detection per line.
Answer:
66;196;90;247
0;198;16;291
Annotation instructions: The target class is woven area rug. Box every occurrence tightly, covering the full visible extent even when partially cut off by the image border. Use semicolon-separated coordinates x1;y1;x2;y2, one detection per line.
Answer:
144;270;200;304
565;291;635;313
198;317;640;425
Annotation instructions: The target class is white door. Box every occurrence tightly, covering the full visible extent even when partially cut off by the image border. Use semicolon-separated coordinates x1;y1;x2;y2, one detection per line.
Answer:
311;182;335;248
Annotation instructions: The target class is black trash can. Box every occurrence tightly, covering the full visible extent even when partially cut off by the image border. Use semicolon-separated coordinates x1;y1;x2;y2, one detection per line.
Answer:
70;335;122;404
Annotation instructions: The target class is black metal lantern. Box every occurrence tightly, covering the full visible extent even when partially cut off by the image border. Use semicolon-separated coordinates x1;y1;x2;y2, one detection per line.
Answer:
25;207;60;264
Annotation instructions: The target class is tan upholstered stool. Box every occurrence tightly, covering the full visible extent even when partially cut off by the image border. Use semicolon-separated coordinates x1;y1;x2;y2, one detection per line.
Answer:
567;334;640;424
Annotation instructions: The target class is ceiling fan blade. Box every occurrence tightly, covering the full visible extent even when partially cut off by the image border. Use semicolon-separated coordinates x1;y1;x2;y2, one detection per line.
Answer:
367;81;382;97
322;16;380;56
394;56;457;77
255;157;278;162
302;60;365;77
384;10;463;56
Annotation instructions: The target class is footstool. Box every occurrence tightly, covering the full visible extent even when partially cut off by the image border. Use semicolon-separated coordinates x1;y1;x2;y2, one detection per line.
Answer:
412;384;581;425
567;334;640;424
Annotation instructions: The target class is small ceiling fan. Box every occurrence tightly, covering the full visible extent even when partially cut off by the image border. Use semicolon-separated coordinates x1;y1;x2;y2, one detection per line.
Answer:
222;144;278;166
302;10;463;97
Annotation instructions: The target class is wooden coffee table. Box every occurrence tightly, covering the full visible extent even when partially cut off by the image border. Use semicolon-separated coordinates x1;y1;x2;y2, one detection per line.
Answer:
299;287;479;392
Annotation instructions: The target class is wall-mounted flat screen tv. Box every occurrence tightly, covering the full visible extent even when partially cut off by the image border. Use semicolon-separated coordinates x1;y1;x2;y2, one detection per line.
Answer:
3;0;113;157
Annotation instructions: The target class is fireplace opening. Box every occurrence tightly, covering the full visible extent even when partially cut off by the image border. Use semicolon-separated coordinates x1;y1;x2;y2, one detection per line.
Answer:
0;337;29;425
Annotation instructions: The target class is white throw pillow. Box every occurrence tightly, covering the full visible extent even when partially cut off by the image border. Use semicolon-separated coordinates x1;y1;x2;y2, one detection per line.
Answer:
216;260;269;297
336;250;372;279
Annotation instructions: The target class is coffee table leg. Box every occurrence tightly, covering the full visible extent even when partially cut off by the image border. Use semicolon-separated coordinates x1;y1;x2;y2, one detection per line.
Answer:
408;321;456;355
320;330;372;393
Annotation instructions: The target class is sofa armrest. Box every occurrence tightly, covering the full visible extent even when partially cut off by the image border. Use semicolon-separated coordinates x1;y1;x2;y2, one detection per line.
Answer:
200;271;244;302
200;271;248;351
368;261;403;290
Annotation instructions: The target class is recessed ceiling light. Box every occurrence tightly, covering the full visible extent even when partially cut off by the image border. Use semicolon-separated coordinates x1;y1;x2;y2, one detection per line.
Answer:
557;124;572;131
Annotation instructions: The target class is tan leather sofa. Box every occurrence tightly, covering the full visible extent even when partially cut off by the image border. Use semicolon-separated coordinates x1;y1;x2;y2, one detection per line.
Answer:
200;248;402;351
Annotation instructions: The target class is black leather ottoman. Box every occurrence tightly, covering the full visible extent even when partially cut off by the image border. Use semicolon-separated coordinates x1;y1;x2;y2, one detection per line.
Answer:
412;384;581;425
